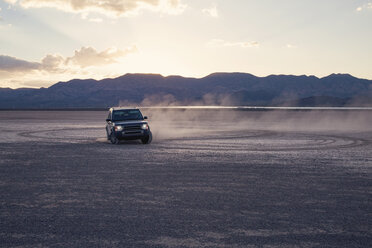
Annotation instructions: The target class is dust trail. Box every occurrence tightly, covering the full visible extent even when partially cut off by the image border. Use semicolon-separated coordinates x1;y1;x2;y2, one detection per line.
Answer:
118;93;372;141
138;107;372;141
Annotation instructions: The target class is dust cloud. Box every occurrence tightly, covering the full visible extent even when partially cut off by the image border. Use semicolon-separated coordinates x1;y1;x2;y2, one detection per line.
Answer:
141;108;372;141
118;93;372;141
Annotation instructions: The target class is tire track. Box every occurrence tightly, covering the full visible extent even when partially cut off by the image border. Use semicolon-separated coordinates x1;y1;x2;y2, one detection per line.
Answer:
16;127;370;152
154;131;369;152
17;127;103;142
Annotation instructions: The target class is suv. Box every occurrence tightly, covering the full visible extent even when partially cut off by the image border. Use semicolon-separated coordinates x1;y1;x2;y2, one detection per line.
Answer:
105;107;152;144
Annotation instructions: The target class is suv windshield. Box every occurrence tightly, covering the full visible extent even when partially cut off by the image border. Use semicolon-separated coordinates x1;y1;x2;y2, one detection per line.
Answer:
112;109;143;121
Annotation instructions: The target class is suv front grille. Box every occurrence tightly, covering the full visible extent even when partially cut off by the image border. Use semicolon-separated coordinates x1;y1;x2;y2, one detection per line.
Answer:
124;125;142;134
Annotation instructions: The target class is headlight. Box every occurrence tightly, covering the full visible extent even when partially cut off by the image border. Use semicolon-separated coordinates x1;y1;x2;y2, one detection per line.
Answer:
114;126;123;131
141;124;149;130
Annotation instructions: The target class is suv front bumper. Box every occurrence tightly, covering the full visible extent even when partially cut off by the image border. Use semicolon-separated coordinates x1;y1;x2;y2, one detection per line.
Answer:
114;129;151;140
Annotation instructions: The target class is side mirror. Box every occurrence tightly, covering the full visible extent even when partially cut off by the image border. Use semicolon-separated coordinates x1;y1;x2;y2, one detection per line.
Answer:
143;116;148;120
106;119;111;122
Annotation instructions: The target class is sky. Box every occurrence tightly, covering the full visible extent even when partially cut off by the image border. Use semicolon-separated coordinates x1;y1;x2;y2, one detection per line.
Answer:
0;0;371;89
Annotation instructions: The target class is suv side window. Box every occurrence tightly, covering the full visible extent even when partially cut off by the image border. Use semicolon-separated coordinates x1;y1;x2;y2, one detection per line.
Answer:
107;111;112;121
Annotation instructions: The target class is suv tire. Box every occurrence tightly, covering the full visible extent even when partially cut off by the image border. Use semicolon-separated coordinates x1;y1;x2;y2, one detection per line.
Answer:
110;134;120;144
141;132;152;144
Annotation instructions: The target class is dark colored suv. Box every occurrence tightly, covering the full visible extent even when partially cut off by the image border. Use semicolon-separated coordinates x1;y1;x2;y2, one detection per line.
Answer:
105;108;152;144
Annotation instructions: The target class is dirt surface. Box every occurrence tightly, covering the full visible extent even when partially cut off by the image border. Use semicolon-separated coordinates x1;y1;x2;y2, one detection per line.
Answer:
0;110;371;247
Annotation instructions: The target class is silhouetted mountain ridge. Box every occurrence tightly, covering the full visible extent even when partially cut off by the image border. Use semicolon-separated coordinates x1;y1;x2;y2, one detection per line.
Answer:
0;73;371;108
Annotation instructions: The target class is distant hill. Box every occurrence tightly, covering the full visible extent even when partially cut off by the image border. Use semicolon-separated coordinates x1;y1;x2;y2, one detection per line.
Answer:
0;73;371;108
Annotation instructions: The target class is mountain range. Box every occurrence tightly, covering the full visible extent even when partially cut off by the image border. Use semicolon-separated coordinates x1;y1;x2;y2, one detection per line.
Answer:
0;73;371;109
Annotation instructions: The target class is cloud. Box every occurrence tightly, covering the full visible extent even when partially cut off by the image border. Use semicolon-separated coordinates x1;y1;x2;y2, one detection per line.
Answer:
356;2;372;11
286;44;297;49
202;4;218;18
5;0;187;17
207;39;260;48
0;55;40;72
0;46;137;73
66;46;138;67
40;54;65;72
0;46;138;88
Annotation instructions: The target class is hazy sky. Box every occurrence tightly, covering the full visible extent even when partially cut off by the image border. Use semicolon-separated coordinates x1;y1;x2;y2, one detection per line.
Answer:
0;0;371;88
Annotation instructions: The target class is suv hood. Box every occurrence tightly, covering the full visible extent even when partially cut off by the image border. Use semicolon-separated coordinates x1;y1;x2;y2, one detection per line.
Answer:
114;120;148;125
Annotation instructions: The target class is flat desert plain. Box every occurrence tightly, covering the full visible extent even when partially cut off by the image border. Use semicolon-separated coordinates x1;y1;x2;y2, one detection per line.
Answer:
0;109;371;248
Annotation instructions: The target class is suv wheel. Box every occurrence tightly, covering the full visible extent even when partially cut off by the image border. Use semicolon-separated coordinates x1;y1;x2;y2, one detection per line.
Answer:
141;132;152;144
110;134;120;144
